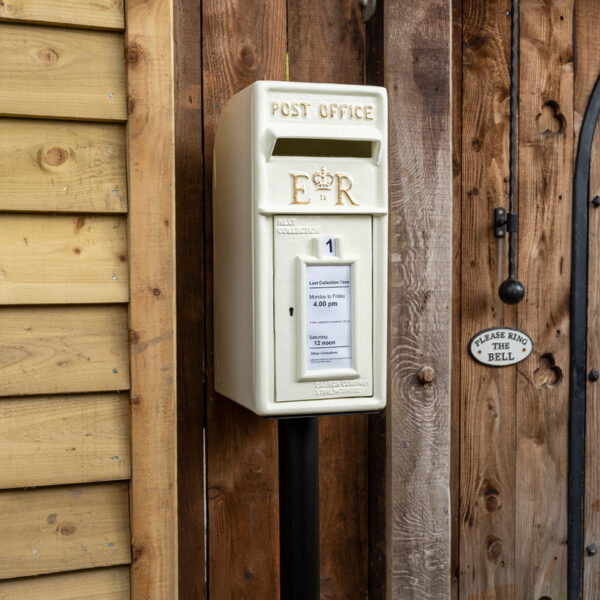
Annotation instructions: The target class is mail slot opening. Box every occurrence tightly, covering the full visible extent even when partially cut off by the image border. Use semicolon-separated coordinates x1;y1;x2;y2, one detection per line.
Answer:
272;138;374;158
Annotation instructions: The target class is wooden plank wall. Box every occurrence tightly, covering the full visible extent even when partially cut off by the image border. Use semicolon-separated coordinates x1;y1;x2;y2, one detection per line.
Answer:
0;2;141;598
453;1;600;597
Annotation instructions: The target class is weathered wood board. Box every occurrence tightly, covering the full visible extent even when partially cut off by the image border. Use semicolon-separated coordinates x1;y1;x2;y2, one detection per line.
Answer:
384;1;452;597
0;482;130;579
0;566;130;599
450;0;462;597
0;305;130;397
458;2;517;596
0;0;125;30
203;0;285;597
125;0;178;597
0;393;130;489
515;2;572;597
174;0;206;596
0;215;128;304
287;1;369;597
0;120;127;213
0;24;126;121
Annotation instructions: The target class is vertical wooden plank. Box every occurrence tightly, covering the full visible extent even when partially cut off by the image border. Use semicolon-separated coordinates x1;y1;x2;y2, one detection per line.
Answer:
174;0;206;598
459;3;517;598
125;0;178;597
384;1;452;597
202;0;286;597
287;2;368;598
577;1;600;593
451;0;462;597
515;2;572;597
366;6;386;598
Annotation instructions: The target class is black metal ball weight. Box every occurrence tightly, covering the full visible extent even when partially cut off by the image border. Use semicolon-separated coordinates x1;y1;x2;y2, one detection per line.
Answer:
499;277;525;305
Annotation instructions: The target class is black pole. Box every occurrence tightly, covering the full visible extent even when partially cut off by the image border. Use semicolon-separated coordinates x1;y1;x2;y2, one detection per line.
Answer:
278;417;320;600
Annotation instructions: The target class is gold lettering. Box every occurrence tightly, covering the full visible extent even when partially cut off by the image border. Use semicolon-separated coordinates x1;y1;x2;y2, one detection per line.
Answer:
272;101;280;115
301;101;311;117
335;174;359;206
282;101;291;116
364;105;374;120
355;105;363;119
290;173;311;205
330;103;338;118
340;103;348;118
320;103;328;118
291;102;300;117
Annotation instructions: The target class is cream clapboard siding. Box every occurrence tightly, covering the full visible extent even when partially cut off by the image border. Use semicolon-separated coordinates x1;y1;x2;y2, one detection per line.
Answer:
0;24;127;121
0;567;130;600
0;483;130;579
0;215;129;304
0;0;125;31
0;3;133;593
0;393;131;489
0;120;127;213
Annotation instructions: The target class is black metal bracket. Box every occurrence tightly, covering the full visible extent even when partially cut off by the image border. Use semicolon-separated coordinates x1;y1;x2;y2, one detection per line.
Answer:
494;207;507;238
494;208;518;239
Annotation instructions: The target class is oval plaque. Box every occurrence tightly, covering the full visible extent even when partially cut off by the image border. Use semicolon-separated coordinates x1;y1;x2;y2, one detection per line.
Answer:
469;327;533;367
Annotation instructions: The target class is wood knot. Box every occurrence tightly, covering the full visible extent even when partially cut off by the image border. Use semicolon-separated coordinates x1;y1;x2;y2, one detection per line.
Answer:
471;137;482;152
127;96;136;115
129;329;140;344
75;217;85;229
152;288;161;296
39;48;59;64
72;246;82;255
487;536;503;560
481;478;502;512
58;523;77;536
417;366;435;384
125;43;142;66
45;147;69;166
239;42;257;70
47;513;57;525
132;543;144;562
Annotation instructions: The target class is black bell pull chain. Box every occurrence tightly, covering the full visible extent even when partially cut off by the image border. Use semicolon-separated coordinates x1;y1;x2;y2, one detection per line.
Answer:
497;0;525;305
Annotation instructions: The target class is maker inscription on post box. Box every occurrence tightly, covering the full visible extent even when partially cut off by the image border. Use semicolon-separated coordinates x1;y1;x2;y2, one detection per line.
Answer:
469;327;533;367
213;81;388;416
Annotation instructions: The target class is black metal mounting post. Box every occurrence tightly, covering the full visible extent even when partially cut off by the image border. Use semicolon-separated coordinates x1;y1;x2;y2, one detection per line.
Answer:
278;417;320;600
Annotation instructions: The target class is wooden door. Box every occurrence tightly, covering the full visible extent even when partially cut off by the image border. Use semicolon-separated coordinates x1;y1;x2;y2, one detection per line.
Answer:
453;1;600;597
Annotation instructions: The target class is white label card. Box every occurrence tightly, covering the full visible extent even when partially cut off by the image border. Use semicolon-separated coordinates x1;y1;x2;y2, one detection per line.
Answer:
306;264;352;371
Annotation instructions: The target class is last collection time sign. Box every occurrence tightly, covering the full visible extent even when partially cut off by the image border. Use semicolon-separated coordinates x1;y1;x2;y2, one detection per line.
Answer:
469;327;533;367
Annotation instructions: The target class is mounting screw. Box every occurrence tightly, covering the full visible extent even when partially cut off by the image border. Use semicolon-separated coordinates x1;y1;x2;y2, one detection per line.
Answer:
417;366;436;385
593;196;600;207
590;369;600;382
587;544;597;556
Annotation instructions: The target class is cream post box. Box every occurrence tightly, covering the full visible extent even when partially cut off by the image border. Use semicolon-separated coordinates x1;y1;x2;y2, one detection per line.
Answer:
213;81;387;416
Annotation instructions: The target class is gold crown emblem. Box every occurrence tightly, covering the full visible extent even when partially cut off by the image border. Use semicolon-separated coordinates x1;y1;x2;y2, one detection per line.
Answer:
312;166;334;191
